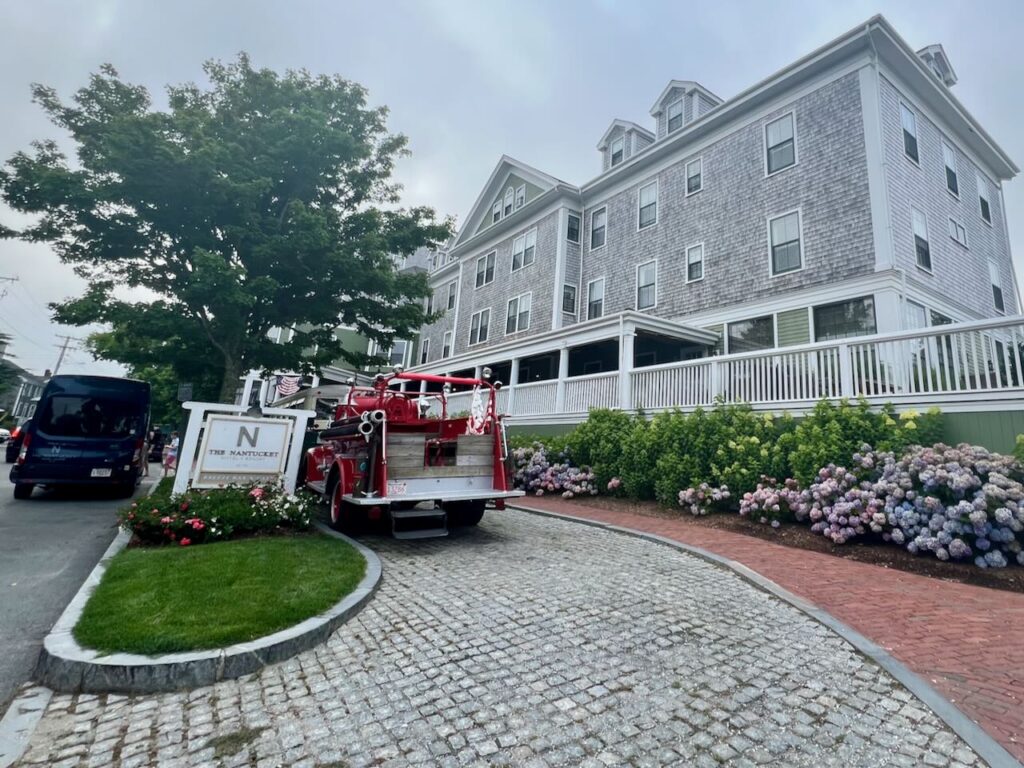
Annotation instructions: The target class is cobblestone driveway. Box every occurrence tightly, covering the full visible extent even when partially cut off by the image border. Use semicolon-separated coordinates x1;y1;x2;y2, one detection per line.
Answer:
16;511;983;768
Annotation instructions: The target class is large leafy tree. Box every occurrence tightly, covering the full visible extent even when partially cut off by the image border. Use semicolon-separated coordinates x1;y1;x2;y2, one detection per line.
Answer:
0;56;450;401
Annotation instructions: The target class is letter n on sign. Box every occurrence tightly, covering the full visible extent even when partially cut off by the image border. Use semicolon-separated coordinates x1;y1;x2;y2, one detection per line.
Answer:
237;426;260;448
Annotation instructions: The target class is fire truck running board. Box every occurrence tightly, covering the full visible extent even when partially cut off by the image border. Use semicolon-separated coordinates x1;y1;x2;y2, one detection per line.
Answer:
391;506;448;539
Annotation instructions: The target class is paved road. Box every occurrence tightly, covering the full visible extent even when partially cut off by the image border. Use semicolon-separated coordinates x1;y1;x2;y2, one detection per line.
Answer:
0;465;157;711
13;511;982;767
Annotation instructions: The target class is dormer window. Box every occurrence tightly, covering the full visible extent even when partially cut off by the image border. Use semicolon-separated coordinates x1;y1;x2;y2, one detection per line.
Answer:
610;137;624;166
514;185;525;210
492;200;501;224
503;187;514;217
667;100;683;133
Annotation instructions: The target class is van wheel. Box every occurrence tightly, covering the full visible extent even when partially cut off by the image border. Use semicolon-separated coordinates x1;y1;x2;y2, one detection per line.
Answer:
13;484;34;500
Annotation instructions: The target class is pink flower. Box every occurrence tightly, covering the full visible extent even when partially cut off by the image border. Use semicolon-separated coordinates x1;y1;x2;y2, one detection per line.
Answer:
249;488;264;499
160;516;172;524
180;537;191;546
180;502;190;512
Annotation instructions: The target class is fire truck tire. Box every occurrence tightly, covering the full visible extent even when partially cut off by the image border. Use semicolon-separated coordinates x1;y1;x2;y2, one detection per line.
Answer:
328;479;359;532
446;500;486;527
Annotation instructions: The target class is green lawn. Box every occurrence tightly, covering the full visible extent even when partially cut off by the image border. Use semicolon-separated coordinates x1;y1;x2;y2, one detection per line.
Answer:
74;534;366;655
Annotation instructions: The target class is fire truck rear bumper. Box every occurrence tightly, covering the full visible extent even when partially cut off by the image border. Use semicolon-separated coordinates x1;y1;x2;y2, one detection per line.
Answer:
341;489;525;506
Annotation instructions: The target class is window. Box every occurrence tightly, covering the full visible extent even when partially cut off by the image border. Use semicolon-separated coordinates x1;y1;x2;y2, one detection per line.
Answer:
638;181;658;229
930;310;953;326
562;283;577;314
727;316;774;353
469;309;490;345
587;278;605;320
667;99;683;133
514;185;525;210
503;187;513;217
475;252;495;288
610;136;624;166
389;340;408;367
446;280;457;310
442;331;452;358
590;207;607;249
492;200;501;224
567;213;580;243
990;260;1004;312
686;158;702;195
948;217;968;247
765;113;795;174
978;173;992;224
418;338;429;365
506;292;532;333
900;103;918;163
904;300;928;330
686;243;704;282
769;210;802;275
942;142;959;196
813;297;877;341
511;229;536;271
636;260;656;309
426;293;434;315
912;207;931;271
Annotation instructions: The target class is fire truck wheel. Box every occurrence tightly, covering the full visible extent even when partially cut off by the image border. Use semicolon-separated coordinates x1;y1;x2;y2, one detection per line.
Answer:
446;500;486;527
329;481;358;532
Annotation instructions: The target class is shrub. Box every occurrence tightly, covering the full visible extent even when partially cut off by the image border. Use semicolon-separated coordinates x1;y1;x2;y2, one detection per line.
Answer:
510;442;598;498
119;484;313;546
677;484;731;516
738;478;802;527
565;408;633;485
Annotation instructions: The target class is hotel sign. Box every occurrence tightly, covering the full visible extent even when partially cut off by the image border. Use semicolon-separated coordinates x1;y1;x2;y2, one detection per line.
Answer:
193;415;293;489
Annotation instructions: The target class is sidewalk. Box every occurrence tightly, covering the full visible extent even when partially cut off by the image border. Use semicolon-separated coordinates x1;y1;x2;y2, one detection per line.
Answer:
513;496;1024;763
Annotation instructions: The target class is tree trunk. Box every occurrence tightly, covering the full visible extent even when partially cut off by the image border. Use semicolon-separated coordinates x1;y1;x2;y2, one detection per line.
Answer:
219;355;244;404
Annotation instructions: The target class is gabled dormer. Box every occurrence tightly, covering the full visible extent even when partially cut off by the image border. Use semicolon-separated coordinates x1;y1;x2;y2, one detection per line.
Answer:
597;120;655;173
916;44;957;88
649;80;722;139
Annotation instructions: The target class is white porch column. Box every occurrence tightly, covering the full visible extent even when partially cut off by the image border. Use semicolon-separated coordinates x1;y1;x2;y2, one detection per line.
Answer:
239;371;257;406
473;364;483;380
257;378;270;406
619;326;636;411
419;379;428;394
507;357;521;414
555;344;569;412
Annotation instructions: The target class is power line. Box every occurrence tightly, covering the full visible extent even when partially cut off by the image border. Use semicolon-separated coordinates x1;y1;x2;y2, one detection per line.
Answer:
53;334;84;375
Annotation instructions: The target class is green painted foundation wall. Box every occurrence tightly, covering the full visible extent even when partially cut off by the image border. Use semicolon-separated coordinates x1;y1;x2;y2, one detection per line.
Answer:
941;410;1024;454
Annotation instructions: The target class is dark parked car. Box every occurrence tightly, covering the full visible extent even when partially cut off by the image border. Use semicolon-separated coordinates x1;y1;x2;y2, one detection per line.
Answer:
5;420;30;464
10;375;150;499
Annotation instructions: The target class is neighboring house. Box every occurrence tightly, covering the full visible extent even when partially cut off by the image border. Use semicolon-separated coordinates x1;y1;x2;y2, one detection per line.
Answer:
0;362;47;422
407;16;1019;426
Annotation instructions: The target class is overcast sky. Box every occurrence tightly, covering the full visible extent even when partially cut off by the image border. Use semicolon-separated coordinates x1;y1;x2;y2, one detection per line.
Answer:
1;0;1022;377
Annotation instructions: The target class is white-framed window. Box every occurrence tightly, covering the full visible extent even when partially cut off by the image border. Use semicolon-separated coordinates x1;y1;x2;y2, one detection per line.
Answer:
567;212;580;243
562;283;577;314
503;187;514;217
978;172;992;224
813;297;877;341
446;280;457;310
426;292;434;315
727;316;775;353
768;210;803;276
948;217;968;247
900;103;919;163
912;207;931;271
469;308;490;345
442;331;452;358
667;99;683;133
511;229;536;271
505;292;532;334
491;200;501;224
637;180;658;230
610;136;624;166
765;112;796;175
636;260;657;310
686;243;704;282
475;251;495;288
942;141;959;197
419;338;429;365
587;278;605;320
990;260;1004;312
514;184;525;210
686;157;702;195
590;207;607;249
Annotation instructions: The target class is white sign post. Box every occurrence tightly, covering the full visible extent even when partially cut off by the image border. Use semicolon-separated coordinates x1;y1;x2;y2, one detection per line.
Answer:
171;402;316;497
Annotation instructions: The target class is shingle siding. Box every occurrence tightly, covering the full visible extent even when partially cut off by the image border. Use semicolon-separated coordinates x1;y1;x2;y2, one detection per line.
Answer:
878;73;1017;316
582;71;874;323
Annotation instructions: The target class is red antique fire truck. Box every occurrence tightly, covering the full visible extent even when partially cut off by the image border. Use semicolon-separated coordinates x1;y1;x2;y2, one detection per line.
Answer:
303;369;523;538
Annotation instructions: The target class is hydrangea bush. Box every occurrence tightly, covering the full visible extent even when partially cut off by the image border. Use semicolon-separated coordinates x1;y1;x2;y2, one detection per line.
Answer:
119;483;313;546
677;484;731;516
738;478;801;528
510;442;598;498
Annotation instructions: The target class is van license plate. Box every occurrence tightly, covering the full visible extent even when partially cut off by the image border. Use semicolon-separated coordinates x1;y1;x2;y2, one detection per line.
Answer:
91;468;112;478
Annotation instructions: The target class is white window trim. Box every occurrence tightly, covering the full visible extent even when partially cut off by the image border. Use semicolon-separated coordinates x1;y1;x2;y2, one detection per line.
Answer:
610;136;625;166
942;140;960;199
505;291;533;334
636;179;658;232
514;184;526;210
510;228;537;273
567;212;581;243
685;157;703;197
586;277;606;320
475;251;496;289
685;242;705;284
562;282;577;315
977;173;993;226
468;308;490;347
503;187;514;216
590;206;608;252
635;259;658;310
491;200;501;223
666;98;684;133
767;208;805;278
899;101;921;167
763;110;798;178
948;216;968;248
442;331;452;358
446;280;457;311
989;260;1005;314
419;338;430;366
911;206;932;275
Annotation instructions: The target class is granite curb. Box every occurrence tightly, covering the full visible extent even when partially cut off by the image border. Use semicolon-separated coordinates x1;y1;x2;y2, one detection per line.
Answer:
511;503;1022;768
33;521;382;695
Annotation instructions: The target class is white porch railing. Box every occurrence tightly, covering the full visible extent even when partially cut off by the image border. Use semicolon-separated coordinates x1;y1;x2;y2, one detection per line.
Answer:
565;371;618;412
513;380;559;416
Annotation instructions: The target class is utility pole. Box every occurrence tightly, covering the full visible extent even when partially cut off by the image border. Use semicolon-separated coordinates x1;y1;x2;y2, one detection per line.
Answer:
53;335;82;375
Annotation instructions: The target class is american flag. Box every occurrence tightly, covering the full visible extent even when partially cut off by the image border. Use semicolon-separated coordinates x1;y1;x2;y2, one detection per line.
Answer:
275;375;301;397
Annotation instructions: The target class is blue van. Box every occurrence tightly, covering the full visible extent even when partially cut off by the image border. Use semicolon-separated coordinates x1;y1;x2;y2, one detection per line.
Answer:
10;375;151;499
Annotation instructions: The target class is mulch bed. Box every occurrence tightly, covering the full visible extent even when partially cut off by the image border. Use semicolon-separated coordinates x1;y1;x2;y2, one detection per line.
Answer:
557;496;1024;594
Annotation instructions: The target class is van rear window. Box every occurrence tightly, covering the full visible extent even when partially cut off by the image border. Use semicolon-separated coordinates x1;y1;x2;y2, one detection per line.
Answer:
38;396;143;438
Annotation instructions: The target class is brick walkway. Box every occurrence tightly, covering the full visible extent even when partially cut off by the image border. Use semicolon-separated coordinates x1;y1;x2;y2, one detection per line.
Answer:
513;497;1024;763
